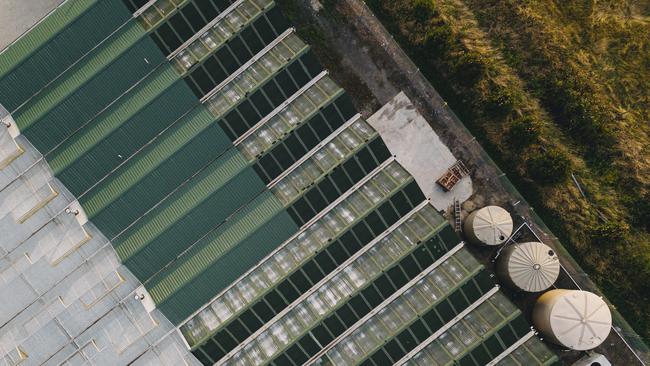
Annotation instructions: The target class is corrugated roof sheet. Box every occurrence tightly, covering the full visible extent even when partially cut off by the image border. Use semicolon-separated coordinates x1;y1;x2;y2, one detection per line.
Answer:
47;65;181;176
12;21;148;131
55;78;198;192
120;158;264;281
81;107;230;235
148;190;288;302
0;0;132;111
17;38;166;152
0;2;561;365
158;209;299;324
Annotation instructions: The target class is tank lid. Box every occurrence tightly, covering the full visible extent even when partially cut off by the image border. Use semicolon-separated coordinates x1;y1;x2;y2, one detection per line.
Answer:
506;242;559;292
471;206;513;245
549;291;612;350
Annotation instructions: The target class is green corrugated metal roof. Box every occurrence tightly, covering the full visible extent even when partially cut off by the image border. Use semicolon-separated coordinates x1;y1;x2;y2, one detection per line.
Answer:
17;38;166;153
55;79;198;194
158;209;300;324
13;21;146;130
113;149;248;260
116;151;260;281
148;190;288;304
123;168;266;281
83;112;232;238
113;149;246;260
47;64;180;175
0;0;133;111
79;105;217;216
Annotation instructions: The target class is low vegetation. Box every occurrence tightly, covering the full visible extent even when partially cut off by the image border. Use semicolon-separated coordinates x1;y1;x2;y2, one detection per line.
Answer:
365;0;650;340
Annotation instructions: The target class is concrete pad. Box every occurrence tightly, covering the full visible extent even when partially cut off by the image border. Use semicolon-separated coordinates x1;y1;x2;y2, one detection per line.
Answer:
368;91;472;210
0;0;66;51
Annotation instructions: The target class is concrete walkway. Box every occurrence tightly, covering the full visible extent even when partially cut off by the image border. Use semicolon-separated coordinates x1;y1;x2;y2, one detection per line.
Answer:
369;92;472;211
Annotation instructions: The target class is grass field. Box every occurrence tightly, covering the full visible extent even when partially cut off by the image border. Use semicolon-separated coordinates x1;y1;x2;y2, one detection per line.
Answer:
363;0;650;341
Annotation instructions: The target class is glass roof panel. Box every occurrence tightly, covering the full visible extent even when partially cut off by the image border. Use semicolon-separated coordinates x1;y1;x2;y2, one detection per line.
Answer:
203;32;309;119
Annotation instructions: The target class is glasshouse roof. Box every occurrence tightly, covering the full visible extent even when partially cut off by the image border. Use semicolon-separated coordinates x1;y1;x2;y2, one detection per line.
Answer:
0;0;560;365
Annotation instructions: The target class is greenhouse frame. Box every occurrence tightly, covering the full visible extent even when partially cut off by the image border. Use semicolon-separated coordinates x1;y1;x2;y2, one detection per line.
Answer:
0;0;561;365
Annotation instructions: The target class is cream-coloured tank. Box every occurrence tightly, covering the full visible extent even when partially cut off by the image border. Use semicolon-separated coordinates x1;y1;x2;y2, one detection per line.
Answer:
463;206;513;246
533;290;612;350
496;242;560;292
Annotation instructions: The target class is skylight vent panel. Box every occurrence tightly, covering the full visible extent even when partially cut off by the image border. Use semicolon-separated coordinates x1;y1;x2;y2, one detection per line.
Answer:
224;9;247;30
360;182;383;204
312;149;337;172
260;258;283;284
268;115;291;135
235;277;258;303
415;341;449;366
347;190;373;213
181;161;413;348
272;247;298;274
214;22;235;41
283;33;307;54
441;258;465;282
223;286;246;314
404;284;431;313
211;296;233;322
402;292;518;366
137;0;187;30
156;0;176;16
490;291;517;317
140;6;164;28
350;119;375;140
203;31;309;118
322;211;346;234
198;308;219;331
220;205;437;365
252;0;274;7
416;276;443;303
286;240;310;265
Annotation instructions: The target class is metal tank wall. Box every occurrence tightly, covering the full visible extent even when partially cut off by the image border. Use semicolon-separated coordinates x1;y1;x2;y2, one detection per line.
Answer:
533;289;612;351
463;205;513;246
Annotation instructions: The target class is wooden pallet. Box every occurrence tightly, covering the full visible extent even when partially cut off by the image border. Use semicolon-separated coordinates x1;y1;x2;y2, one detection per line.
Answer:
437;160;469;191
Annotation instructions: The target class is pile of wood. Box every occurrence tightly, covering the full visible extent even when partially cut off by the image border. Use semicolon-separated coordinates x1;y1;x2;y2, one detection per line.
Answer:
436;160;469;191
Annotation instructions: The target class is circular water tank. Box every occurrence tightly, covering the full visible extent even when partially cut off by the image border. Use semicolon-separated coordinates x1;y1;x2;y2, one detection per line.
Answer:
463;206;513;246
496;242;560;292
533;290;612;350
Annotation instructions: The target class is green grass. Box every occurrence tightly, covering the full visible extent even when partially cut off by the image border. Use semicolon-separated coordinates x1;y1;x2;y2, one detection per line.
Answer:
365;0;650;341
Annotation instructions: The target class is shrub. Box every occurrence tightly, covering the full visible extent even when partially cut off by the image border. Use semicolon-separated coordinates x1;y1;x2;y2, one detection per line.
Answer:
411;0;436;22
543;73;616;157
483;84;518;118
590;221;629;247
423;23;454;54
526;148;571;184
630;192;650;231
506;116;541;149
453;51;488;86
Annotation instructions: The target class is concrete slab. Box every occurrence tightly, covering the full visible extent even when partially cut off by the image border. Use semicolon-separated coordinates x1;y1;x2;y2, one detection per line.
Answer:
368;92;472;211
0;0;66;51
